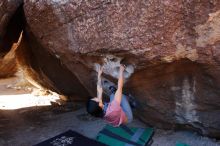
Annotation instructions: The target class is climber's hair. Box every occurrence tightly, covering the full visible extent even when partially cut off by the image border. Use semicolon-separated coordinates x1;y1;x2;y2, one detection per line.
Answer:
86;97;104;118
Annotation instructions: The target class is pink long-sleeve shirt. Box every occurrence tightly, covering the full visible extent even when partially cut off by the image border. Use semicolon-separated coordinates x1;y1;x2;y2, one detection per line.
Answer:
104;100;127;127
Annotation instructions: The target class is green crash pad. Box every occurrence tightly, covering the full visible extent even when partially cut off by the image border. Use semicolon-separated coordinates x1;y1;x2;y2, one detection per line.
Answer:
96;125;154;146
176;143;190;146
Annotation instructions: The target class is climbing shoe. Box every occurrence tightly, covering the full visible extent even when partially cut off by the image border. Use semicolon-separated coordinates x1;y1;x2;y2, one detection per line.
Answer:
109;85;117;94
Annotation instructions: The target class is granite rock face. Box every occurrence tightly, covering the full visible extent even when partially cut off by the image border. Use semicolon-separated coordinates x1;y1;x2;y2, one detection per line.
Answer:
1;0;220;138
0;43;18;78
0;0;23;53
0;0;23;77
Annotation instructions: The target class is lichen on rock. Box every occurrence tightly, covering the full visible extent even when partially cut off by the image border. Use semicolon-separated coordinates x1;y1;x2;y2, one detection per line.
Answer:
195;10;220;47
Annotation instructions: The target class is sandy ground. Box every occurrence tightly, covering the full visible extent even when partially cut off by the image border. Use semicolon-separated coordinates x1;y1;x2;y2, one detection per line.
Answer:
0;77;220;146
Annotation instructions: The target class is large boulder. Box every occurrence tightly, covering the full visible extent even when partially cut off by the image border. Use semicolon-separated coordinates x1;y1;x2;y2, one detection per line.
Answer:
0;42;18;78
13;0;220;138
0;0;23;42
0;0;23;77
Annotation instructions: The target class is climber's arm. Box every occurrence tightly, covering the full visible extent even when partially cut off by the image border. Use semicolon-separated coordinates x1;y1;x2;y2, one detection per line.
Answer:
114;65;125;104
97;66;103;104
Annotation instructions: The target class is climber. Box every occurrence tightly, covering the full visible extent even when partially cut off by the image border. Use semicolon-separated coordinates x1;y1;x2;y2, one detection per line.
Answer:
86;64;134;126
